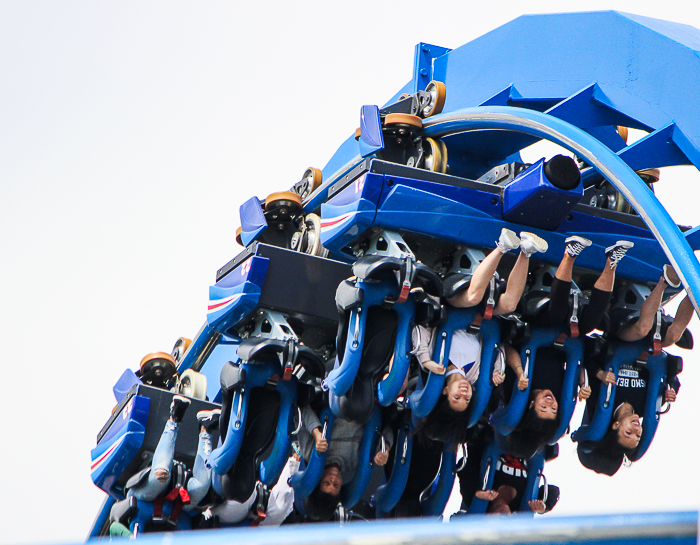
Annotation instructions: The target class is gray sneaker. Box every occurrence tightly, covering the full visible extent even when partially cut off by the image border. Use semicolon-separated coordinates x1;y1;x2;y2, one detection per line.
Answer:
565;236;592;257
605;241;634;268
520;232;548;257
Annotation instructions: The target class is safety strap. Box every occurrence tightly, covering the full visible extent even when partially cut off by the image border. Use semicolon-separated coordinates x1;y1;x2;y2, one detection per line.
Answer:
569;291;580;338
483;276;496;320
636;350;649;365
468;312;484;333
250;483;269;526
652;306;663;355
282;339;297;381
553;290;580;348
153;486;191;526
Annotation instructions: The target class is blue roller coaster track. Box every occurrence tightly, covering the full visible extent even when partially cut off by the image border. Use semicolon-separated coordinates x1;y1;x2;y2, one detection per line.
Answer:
88;11;700;544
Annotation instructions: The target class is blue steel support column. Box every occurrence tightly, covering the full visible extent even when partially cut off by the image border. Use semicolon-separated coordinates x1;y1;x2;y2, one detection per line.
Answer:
423;106;700;316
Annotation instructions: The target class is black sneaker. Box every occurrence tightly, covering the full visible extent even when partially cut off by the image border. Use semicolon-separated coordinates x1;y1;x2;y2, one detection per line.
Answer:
565;236;592;257
170;395;191;423
197;409;221;433
605;241;634;268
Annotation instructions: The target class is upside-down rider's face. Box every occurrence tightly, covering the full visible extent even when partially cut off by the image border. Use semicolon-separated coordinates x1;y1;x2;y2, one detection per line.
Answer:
531;389;558;420
319;464;342;496
443;376;472;412
613;413;642;449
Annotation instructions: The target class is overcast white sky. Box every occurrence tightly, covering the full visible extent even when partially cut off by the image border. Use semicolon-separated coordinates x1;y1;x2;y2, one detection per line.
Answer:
2;2;700;544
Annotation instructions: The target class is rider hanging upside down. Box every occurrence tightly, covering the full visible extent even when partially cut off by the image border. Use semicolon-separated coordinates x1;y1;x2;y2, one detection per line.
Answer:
499;238;633;459
577;265;690;476
411;228;547;443
295;405;393;521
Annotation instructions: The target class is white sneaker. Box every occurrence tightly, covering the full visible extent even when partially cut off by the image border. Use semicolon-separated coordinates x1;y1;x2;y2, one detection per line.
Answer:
605;241;634;268
520;232;548;257
497;228;521;254
565;236;592;257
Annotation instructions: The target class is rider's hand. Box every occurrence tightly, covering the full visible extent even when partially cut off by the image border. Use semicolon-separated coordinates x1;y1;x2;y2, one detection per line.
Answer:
312;428;328;453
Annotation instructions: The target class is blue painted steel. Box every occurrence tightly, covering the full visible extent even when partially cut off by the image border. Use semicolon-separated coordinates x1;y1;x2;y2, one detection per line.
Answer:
467;440;501;514
208;359;281;476
240;196;268;247
290;408;335;499
359;105;384;158
421;443;456;517
502;158;582;230
259;377;297;486
87;496;115;539
408;307;480;418
342;405;381;508
319;172;381;252
629;352;668;461
91;511;698;545
377;296;414;406
374;425;413;513
422;106;700;314
549;337;584;445
207;255;268;333
518;452;545;515
412;43;452;94
112;368;140;404
323;279;403;397
490;326;575;436
321;164;670;286
91;395;150;497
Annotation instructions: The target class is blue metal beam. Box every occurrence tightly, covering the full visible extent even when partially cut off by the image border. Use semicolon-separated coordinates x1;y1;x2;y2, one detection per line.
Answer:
85;511;697;545
422;106;700;316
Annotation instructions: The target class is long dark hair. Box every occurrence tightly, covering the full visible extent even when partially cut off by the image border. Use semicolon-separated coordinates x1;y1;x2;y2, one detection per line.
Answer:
577;425;635;476
502;406;560;459
412;395;472;446
303;486;341;522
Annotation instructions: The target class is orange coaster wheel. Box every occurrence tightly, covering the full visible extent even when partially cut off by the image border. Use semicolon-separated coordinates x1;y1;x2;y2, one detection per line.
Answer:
354;127;362;140
171;337;192;364
139;352;177;386
422;80;446;117
638;168;660;184
384;113;423;130
264;191;303;216
423;137;448;173
294;167;323;201
235;226;243;246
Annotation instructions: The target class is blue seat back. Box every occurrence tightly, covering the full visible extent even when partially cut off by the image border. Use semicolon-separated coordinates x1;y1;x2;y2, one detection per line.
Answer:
259;377;298;486
374;424;413;513
518;451;545;515
342;405;382;508
323;280;395;397
408;307;480;418
467;440;502;514
377;297;415;405
209;359;280;476
290;408;335;498
490;326;567;435
629;352;668;461
571;340;648;444
549;336;584;444
421;442;457;517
